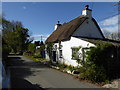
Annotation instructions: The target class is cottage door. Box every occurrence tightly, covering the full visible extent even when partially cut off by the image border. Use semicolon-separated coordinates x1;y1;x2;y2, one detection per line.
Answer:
41;51;46;58
52;51;56;62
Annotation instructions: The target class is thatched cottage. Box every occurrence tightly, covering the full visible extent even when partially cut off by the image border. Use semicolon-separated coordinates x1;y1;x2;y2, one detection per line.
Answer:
45;5;120;67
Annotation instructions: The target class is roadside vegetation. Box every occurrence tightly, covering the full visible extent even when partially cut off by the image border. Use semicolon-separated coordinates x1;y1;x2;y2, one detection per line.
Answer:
2;17;45;58
71;43;120;83
1;17;47;66
2;17;33;58
23;42;120;86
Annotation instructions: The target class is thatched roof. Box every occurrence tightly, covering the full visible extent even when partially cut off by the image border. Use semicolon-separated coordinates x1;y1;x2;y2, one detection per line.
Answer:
75;36;120;46
45;15;87;43
45;15;105;43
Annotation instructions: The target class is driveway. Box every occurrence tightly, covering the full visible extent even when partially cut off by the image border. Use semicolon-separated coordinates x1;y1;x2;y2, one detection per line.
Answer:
6;55;109;89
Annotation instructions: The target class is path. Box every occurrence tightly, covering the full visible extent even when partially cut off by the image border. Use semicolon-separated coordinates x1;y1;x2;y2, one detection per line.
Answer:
6;55;109;89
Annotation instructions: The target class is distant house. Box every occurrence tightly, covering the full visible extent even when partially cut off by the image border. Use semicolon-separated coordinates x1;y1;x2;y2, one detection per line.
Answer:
45;5;119;66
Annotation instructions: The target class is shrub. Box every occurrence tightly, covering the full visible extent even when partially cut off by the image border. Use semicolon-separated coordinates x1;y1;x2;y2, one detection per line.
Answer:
2;44;11;59
85;43;118;81
67;65;77;72
46;42;54;60
78;42;119;82
34;48;41;58
79;64;107;82
63;70;67;73
57;64;67;70
28;43;36;55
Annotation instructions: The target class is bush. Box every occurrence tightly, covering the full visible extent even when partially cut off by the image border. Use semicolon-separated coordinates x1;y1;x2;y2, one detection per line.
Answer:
57;64;67;70
46;42;54;60
78;43;119;82
79;64;107;82
28;43;36;55
67;65;72;70
34;49;41;58
2;44;11;59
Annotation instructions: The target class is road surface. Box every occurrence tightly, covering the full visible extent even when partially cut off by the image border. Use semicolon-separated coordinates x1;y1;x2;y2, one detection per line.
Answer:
6;55;108;89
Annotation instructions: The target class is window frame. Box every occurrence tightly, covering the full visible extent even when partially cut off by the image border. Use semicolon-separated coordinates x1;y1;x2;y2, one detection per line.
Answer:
59;49;63;58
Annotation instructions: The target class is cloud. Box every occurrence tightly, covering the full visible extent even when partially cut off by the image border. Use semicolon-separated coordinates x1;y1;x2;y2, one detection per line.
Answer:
32;37;47;43
32;34;50;38
31;34;50;42
42;37;47;41
102;25;118;33
99;15;119;34
22;6;27;10
99;15;118;26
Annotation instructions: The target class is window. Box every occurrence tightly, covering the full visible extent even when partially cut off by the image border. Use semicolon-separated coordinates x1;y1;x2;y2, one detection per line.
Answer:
71;47;83;60
59;50;62;58
82;48;91;61
71;48;78;59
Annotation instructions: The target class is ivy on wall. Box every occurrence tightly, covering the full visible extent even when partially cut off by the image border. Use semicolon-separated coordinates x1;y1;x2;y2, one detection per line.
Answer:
46;42;54;60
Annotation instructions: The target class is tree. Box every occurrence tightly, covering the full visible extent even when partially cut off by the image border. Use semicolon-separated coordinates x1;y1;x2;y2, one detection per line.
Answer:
34;41;40;46
106;32;120;41
28;43;36;55
2;18;33;54
46;42;54;60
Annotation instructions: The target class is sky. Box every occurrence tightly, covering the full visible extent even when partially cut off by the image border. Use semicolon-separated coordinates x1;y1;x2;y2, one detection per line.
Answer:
2;2;119;42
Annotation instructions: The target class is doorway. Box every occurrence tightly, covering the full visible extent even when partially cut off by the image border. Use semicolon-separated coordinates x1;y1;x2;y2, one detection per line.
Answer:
52;51;56;62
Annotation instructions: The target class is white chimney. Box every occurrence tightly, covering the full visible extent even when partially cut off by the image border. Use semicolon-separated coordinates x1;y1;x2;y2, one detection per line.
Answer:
82;5;92;18
54;21;62;30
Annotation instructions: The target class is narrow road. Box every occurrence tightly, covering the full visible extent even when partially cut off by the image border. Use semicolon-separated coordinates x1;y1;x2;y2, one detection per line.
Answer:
6;55;108;89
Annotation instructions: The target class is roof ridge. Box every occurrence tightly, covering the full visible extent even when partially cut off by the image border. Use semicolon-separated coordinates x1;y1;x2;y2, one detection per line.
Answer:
46;16;90;43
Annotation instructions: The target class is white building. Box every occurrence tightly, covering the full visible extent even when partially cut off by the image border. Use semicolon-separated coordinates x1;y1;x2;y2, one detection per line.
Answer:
45;5;105;66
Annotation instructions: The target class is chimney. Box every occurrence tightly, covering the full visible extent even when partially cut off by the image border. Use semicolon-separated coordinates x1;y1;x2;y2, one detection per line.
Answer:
54;21;62;30
82;5;92;18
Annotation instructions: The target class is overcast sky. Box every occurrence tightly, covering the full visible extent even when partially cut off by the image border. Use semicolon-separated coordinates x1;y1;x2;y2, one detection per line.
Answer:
2;2;119;41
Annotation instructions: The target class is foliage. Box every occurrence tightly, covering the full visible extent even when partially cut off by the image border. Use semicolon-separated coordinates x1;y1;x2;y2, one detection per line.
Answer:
57;64;67;70
79;43;119;82
79;64;107;82
72;43;118;82
39;44;45;51
23;55;48;64
28;43;36;55
34;44;45;58
2;43;11;59
56;64;78;72
106;33;120;41
63;70;67;73
34;49;41;58
86;43;112;67
2;37;11;59
34;41;40;46
67;65;75;72
2;18;33;54
46;42;54;59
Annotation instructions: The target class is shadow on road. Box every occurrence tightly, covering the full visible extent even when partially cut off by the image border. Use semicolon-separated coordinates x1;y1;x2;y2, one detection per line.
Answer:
11;77;44;89
4;55;46;89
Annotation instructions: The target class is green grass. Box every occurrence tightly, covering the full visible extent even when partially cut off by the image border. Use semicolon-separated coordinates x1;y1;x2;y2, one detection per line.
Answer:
23;55;49;64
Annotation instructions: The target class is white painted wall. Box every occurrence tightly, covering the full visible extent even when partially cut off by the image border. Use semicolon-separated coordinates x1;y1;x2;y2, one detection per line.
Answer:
45;45;50;60
45;37;95;67
59;37;95;67
72;19;104;39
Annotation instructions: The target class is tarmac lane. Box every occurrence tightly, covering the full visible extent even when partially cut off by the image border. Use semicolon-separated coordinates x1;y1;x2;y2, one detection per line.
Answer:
6;55;109;90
